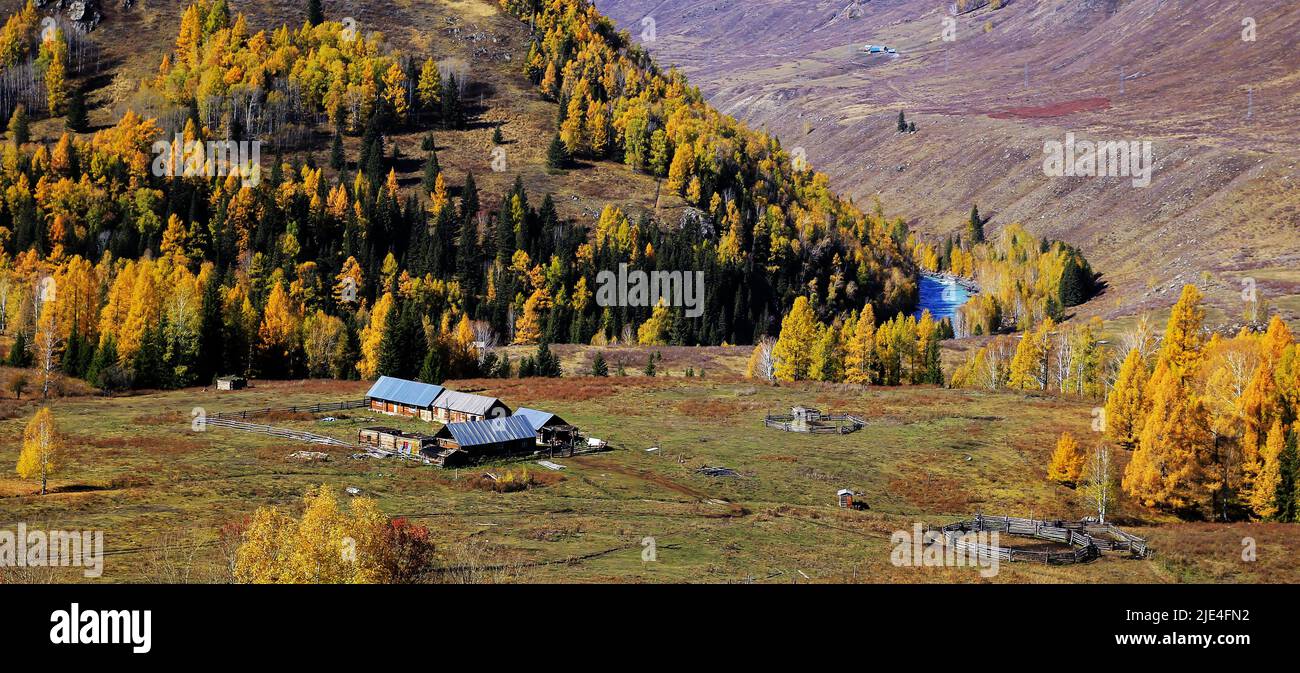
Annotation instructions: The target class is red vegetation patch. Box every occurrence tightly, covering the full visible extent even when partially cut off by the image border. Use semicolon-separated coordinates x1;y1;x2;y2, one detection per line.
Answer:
674;397;760;418
452;375;680;403
465;468;565;493
888;472;974;513
989;97;1110;119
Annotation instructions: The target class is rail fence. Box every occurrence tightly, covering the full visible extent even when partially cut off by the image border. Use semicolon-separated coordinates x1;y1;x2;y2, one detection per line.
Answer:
210;399;368;420
203;417;354;448
936;513;1150;565
763;411;866;434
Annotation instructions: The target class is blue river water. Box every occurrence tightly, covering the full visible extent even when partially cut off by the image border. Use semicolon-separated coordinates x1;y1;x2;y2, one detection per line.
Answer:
914;273;971;321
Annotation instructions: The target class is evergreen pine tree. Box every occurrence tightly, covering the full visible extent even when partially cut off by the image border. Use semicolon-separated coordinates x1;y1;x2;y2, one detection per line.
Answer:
422;150;441;194
307;0;324;26
196;278;224;383
966;204;985;244
330;132;345;171
7;104;29;145
65;85;88;132
591;352;608;376
546;133;569;170
6;331;30;367
441;74;463;129
418;342;446;385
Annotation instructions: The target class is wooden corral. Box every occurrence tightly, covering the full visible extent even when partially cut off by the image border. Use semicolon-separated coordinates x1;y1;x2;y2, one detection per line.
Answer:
765;407;865;434
937;514;1151;564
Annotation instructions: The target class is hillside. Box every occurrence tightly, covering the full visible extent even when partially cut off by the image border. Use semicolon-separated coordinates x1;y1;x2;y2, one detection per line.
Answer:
18;0;689;227
594;0;1300;322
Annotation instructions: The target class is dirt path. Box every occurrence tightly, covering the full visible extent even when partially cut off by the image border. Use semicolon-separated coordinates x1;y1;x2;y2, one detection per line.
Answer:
567;455;710;501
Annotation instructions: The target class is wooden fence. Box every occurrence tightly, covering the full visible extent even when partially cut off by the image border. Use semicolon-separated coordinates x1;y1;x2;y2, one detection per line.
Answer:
211;399;367;420
203;417;355;448
937;514;1151;564
763;412;866;434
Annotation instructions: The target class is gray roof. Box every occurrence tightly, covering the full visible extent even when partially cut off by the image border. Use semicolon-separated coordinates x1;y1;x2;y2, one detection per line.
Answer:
433;390;506;416
513;407;566;431
365;376;445;408
438;416;537;447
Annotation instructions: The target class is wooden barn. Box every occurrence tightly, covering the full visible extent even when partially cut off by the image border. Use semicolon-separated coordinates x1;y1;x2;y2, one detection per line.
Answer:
423;416;538;467
365;376;445;421
358;427;438;456
430;390;510;423
513;407;578;447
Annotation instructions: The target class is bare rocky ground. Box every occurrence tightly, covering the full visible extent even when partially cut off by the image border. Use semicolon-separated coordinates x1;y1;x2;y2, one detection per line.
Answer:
596;0;1300;323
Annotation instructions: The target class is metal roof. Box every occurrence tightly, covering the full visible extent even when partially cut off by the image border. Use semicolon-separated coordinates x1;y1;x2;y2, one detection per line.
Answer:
437;416;537;447
513;407;565;431
433;390;506;416
365;376;445;408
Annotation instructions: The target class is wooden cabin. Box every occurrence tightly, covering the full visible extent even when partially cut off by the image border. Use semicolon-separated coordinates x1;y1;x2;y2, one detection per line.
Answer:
430;390;511;423
424;416;537;466
513;407;578;447
365;376;445;421
358;427;438;456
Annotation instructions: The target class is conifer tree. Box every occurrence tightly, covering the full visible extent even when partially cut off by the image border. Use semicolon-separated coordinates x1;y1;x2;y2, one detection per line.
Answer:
7;103;29;145
843;306;876;385
808;324;842;382
1123;362;1213;513
1249;419;1285;519
546;133;568;170
1158;284;1207;375
307;0;324;26
65;84;87;132
1104;348;1150;449
773;296;819;381
1047;432;1086;486
966;204;984;244
591;352;608;377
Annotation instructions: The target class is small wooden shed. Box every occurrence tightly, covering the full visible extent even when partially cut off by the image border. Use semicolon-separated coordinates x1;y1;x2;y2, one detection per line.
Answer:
358;427;438;456
216;376;247;391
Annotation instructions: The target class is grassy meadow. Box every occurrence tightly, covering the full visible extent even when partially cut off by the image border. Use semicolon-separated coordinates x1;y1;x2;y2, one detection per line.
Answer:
2;346;1296;584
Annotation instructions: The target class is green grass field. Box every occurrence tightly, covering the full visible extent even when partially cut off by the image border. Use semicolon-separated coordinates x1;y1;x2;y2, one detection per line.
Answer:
3;354;1297;584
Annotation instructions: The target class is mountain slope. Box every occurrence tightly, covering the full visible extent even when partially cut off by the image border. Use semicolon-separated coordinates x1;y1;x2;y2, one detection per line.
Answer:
595;0;1300;322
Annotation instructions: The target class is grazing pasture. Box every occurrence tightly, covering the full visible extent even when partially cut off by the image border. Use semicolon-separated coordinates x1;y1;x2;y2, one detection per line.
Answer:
2;366;1294;583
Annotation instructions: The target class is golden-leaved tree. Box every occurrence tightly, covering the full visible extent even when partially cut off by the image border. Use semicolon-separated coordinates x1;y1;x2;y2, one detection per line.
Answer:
843;305;876;385
1248;419;1286;519
234;485;434;584
1123;361;1213;512
1047;431;1086;486
772;296;819;381
16;407;62;495
1104;348;1150;449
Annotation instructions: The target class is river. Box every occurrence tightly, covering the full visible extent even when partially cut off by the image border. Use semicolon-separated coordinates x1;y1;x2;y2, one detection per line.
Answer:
914;273;971;321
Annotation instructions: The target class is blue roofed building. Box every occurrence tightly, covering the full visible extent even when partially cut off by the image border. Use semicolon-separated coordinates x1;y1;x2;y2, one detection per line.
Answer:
430;389;511;423
426;415;539;466
365;376;446;421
